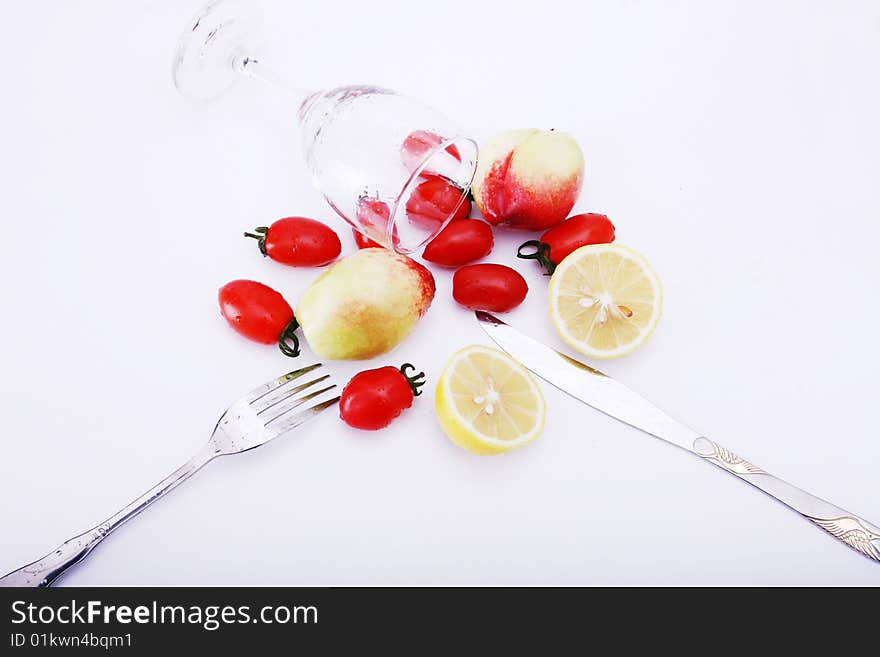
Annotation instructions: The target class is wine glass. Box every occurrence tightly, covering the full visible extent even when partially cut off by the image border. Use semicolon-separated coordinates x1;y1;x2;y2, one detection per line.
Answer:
172;0;478;254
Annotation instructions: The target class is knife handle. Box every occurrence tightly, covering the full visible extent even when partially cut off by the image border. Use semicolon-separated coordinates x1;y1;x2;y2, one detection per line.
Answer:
693;437;880;563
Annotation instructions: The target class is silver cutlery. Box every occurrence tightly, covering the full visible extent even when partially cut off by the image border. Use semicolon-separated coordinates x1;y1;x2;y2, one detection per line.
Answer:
476;310;880;563
0;363;339;587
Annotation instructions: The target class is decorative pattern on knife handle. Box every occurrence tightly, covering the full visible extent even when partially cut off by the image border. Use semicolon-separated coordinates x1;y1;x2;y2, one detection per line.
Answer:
690;436;880;563
693;437;765;474
804;516;880;562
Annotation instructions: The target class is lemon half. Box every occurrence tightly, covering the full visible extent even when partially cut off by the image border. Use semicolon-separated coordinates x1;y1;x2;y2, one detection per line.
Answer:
435;345;546;455
549;244;662;359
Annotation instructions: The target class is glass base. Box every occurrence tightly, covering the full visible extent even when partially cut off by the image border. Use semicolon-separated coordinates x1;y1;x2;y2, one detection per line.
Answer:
172;0;262;102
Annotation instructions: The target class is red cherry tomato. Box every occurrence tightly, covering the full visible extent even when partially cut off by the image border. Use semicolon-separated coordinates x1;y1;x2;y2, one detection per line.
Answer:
452;264;528;312
405;178;470;231
218;280;300;357
401;130;461;173
352;227;383;250
339;363;426;430
355;196;396;246
517;213;615;274
244;217;341;266
423;219;494;267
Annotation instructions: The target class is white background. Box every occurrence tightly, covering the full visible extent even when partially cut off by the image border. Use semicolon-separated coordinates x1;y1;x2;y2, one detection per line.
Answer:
2;0;879;585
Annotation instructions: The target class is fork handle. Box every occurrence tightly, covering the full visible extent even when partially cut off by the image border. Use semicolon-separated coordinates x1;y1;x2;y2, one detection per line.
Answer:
0;443;217;587
692;437;880;562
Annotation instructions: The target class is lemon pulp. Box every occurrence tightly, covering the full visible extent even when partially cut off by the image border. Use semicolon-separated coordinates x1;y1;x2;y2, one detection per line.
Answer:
549;244;662;359
435;345;545;455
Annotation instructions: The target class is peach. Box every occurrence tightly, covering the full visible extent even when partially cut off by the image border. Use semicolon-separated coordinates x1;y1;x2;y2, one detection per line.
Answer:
471;129;584;230
296;248;435;360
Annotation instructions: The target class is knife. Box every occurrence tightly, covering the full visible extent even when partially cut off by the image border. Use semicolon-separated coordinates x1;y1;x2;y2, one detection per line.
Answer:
475;310;880;564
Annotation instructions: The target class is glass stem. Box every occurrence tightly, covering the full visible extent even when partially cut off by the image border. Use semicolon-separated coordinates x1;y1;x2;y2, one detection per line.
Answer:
233;52;314;113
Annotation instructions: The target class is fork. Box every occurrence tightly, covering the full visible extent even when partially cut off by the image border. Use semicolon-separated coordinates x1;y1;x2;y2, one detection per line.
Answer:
0;363;339;587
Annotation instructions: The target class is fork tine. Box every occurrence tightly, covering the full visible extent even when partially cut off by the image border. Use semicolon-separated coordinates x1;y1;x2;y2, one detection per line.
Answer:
262;385;338;424
243;363;323;403
250;374;332;413
266;395;341;435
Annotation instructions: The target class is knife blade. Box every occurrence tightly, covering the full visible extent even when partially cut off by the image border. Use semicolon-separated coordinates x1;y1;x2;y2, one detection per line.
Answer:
475;310;699;451
475;310;880;563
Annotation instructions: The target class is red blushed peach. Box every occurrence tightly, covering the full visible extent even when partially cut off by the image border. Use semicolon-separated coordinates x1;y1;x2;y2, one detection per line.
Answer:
295;248;435;360
471;129;584;231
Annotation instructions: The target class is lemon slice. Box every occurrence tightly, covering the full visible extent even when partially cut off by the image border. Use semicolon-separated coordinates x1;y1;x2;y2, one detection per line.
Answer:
549;244;662;359
435;345;546;455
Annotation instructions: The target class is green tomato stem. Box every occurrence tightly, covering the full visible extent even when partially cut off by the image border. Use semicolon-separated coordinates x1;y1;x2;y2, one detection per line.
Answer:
244;226;270;257
399;363;426;397
278;317;301;358
517;239;556;275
